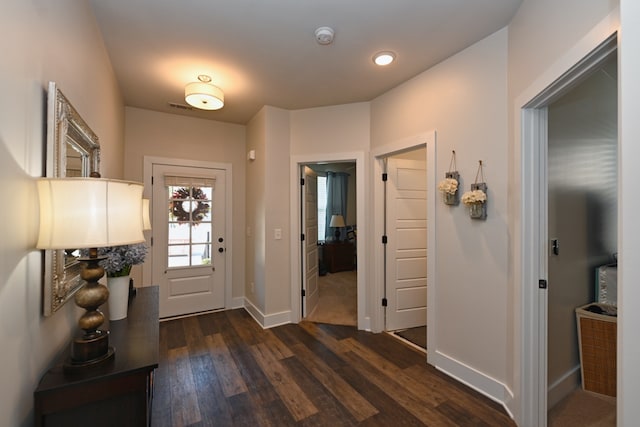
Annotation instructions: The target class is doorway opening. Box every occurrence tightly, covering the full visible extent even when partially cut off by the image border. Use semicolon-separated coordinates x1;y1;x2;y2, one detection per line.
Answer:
371;131;436;362
289;151;367;330
520;33;617;426
302;161;358;326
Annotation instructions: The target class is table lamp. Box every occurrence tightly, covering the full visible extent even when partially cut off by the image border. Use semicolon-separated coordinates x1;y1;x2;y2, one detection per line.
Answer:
37;177;145;369
329;214;346;242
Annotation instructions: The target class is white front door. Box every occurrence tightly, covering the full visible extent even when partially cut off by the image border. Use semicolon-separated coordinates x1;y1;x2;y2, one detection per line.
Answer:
385;158;427;331
152;163;226;318
302;167;320;317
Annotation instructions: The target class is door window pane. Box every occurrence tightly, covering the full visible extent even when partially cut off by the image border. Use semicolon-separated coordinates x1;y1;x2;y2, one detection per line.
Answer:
167;184;213;268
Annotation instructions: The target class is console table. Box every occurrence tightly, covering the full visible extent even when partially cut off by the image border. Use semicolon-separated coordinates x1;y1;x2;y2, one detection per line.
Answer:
323;241;355;273
34;286;159;427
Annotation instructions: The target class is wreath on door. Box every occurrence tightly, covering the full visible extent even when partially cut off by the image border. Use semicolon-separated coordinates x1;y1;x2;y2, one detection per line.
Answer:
170;187;210;224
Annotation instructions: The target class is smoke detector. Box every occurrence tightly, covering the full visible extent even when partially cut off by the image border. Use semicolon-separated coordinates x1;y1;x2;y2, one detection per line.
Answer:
315;26;335;45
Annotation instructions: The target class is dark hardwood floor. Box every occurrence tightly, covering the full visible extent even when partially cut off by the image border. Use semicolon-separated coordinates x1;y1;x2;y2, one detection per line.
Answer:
152;308;515;426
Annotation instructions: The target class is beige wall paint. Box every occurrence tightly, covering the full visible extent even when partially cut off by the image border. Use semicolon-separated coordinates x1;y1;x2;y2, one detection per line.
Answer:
0;1;124;425
245;106;292;318
508;0;618;99
123;107;246;300
290;103;370;155
246;108;267;311
264;107;291;314
371;29;509;386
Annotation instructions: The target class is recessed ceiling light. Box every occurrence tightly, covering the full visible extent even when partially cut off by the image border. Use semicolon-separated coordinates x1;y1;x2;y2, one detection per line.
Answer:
373;51;396;66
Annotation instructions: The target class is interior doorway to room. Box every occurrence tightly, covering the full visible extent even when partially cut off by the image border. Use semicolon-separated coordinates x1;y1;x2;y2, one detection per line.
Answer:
301;161;358;327
520;34;618;426
381;148;428;349
545;53;617;426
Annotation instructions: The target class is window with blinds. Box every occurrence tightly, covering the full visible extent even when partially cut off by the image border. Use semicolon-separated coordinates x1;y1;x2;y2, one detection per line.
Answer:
317;176;327;242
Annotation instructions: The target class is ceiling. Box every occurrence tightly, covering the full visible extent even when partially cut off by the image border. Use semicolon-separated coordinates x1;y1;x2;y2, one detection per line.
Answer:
89;0;523;125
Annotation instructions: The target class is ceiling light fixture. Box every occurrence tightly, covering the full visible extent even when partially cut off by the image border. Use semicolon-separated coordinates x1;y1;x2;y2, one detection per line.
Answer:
185;74;224;110
373;51;396;66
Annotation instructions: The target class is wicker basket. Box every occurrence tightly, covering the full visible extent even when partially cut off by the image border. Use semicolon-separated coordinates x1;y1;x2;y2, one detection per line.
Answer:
575;303;617;397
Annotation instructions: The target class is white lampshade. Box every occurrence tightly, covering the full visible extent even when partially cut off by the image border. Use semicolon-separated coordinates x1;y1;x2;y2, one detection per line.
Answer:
185;81;224;110
37;178;145;249
329;214;346;228
142;198;151;231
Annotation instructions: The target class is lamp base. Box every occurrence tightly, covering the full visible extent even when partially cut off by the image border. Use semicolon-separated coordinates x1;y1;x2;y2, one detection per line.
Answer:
63;329;115;372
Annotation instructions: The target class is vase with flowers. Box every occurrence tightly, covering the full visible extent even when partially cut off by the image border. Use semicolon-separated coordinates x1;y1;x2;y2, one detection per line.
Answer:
438;173;459;205
439;151;460;205
83;243;148;320
462;185;487;220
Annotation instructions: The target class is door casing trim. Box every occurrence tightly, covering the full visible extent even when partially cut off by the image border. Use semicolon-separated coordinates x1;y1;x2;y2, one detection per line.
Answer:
371;131;436;366
290;152;367;329
517;31;618;426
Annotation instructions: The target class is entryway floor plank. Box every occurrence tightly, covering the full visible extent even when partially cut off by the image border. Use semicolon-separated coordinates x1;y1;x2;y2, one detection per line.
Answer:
153;309;515;426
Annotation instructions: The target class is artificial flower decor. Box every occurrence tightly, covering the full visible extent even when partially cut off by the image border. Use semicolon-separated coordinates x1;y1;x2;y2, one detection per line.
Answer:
437;178;459;195
439;151;461;206
82;243;148;277
170;187;210;224
462;187;487;220
461;189;487;205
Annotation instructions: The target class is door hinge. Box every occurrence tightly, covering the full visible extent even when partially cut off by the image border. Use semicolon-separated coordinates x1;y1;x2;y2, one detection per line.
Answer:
382;173;388;182
301;233;305;241
150;236;153;246
301;289;306;297
382;235;388;244
539;279;547;289
300;178;305;186
382;298;388;307
151;176;154;185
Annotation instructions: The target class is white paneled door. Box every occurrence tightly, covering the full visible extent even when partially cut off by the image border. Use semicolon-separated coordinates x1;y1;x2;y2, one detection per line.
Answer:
302;166;320;317
152;163;226;318
385;158;427;331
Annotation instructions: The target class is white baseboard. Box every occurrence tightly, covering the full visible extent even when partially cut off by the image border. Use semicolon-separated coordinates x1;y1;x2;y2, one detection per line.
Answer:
231;296;245;309
433;350;514;420
360;316;372;331
548;365;581;409
243;298;292;329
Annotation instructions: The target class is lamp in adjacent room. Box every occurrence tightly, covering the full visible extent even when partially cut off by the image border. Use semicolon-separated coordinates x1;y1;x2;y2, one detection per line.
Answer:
185;74;224;110
329;214;346;242
37;177;145;369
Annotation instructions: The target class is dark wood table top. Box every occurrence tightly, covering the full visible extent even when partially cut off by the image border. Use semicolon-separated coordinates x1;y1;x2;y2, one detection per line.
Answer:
35;286;159;393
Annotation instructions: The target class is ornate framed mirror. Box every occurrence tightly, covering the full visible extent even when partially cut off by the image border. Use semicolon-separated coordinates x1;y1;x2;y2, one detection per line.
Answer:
43;82;101;316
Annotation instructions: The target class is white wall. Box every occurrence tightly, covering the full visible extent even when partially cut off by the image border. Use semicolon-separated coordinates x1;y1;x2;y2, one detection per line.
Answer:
123;107;246;300
371;29;510;396
0;1;124;425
